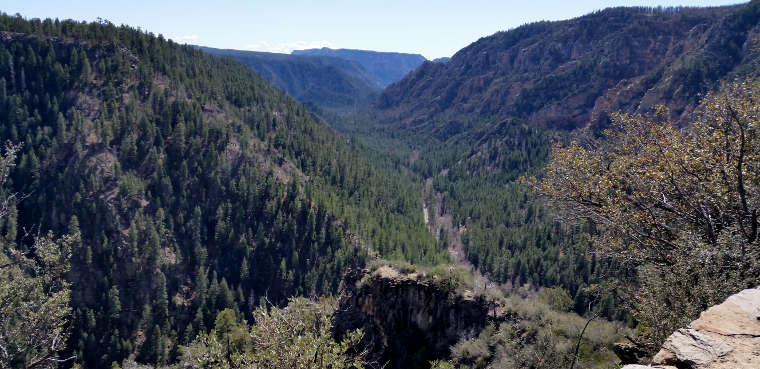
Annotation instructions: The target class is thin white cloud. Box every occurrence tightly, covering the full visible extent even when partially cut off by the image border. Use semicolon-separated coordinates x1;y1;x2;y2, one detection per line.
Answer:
174;34;200;44
244;40;334;54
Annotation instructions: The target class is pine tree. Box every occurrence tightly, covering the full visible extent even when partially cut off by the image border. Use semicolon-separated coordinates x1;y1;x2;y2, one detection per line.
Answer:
107;285;121;324
154;271;169;330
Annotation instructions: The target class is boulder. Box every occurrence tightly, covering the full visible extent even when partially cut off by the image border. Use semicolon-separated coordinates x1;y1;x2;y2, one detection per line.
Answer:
622;286;760;369
653;328;733;366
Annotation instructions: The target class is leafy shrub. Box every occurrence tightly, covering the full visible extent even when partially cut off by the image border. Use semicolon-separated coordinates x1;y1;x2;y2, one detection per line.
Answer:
532;79;760;351
179;297;367;369
441;296;628;369
538;287;574;312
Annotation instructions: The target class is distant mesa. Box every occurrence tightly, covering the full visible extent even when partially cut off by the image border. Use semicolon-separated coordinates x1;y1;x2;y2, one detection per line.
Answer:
199;46;380;111
199;45;429;111
292;47;427;88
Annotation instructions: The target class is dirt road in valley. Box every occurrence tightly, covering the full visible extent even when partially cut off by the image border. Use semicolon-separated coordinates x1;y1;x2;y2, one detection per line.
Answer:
422;178;495;292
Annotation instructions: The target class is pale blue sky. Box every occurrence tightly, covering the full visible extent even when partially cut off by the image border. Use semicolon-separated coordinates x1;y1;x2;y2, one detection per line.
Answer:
0;0;744;59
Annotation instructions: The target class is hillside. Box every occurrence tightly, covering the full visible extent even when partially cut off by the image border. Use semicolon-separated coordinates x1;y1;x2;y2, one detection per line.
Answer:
199;46;380;110
292;4;760;334
375;4;759;137
292;47;426;88
0;14;445;368
331;4;760;314
4;4;760;369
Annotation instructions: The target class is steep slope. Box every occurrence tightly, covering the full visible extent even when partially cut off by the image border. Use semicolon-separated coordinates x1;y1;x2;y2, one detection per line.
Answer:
0;14;445;368
334;266;495;369
348;4;760;321
293;47;426;88
334;265;627;369
376;4;759;137
199;46;380;110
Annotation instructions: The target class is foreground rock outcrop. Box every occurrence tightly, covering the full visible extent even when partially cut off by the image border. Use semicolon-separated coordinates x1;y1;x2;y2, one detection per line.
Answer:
622;286;760;369
333;266;501;369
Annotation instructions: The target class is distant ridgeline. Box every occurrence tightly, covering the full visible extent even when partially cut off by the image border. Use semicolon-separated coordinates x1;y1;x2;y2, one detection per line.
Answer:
199;46;429;112
292;47;427;88
0;13;444;368
199;46;381;111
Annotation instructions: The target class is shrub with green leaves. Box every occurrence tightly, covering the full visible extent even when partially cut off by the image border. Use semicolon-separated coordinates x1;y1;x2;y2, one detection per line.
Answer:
532;79;760;351
179;297;366;369
0;144;74;369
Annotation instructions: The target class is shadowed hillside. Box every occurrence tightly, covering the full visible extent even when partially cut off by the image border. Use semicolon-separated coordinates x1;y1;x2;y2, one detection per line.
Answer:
0;14;443;367
200;46;380;110
293;47;426;88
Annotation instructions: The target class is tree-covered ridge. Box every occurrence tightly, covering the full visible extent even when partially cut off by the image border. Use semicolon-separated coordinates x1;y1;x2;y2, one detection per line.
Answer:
0;13;444;368
199;46;381;111
375;4;758;137
292;47;427;88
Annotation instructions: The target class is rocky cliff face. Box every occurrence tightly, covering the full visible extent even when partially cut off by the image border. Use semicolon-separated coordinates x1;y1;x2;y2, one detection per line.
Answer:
374;4;760;139
333;266;500;369
622;286;760;369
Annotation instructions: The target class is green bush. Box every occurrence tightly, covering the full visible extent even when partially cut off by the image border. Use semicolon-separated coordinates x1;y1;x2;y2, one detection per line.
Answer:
538;287;574;312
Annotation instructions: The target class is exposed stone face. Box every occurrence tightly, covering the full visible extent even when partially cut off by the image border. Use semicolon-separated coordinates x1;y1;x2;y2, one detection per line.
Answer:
653;328;733;366
691;288;760;337
333;266;499;369
621;286;760;369
375;4;760;138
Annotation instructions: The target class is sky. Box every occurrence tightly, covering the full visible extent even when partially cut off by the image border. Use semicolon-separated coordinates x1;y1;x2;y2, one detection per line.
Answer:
0;0;745;60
